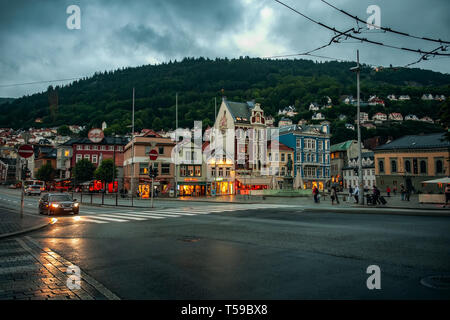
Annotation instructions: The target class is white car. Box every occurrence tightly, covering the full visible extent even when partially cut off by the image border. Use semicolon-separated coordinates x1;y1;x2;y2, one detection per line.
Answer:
25;185;42;196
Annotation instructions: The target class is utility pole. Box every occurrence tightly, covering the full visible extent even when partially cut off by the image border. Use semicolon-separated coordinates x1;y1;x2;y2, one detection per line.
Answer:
130;88;135;196
112;134;116;193
174;93;178;198
350;50;364;204
214;97;218;197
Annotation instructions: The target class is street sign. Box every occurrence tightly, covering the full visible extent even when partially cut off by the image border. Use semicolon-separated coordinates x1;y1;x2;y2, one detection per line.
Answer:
18;144;34;158
149;149;158;161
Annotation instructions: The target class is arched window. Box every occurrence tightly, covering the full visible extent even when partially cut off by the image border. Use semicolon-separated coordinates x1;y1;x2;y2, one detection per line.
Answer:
391;160;397;173
378;160;384;173
420;160;427;174
436;160;443;174
405;160;411;173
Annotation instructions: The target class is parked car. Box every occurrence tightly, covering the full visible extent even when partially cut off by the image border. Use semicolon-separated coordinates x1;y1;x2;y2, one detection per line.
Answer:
25;185;42;196
38;193;79;215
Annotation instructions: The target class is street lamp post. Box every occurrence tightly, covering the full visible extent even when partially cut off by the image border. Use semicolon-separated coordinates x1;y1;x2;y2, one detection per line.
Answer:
350;50;364;204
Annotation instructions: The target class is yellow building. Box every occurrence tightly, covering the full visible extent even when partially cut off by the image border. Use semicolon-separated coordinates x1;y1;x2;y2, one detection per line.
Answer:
374;133;450;192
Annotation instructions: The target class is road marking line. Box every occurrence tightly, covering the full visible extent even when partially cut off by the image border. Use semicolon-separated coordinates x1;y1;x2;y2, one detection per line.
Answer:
144;210;197;216
92;215;129;222
99;213;147;221
134;211;183;217
79;216;108;224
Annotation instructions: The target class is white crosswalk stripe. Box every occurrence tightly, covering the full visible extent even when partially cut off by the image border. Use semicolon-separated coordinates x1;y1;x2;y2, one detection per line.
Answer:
72;203;296;224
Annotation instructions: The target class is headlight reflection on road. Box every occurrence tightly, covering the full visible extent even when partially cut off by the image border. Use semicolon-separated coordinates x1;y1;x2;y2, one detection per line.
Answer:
73;216;81;222
50;218;58;224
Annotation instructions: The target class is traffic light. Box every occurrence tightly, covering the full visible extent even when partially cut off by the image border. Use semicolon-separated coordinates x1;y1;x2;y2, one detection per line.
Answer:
353;167;359;176
148;167;158;178
22;167;31;179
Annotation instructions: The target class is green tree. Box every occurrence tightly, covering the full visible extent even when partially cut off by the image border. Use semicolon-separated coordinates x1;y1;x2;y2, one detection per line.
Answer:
35;162;55;182
72;159;96;184
439;100;450;141
94;159;117;183
152;117;163;130
57;125;72;136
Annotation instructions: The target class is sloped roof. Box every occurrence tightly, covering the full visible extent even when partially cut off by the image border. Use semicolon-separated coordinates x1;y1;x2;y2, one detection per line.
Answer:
331;140;355;152
61;137;130;146
375;133;450;151
225;100;253;120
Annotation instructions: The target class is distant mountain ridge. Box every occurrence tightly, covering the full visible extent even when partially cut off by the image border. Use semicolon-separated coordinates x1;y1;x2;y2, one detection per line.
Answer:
0;57;449;132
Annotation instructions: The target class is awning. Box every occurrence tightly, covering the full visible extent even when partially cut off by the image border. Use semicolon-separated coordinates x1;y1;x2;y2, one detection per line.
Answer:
421;177;450;184
237;176;272;185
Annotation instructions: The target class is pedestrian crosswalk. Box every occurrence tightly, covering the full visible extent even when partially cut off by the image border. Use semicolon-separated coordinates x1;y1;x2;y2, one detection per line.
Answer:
75;204;296;224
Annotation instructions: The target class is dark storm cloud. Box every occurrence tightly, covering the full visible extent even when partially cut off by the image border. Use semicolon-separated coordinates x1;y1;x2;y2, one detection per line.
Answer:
266;0;450;69
0;0;449;98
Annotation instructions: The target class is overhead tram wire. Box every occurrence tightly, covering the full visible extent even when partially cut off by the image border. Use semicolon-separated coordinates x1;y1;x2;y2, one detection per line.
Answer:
272;0;450;57
320;0;450;45
0;77;82;88
264;27;355;59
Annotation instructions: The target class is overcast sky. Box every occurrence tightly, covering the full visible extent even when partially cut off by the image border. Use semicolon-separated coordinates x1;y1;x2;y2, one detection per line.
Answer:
1;0;449;98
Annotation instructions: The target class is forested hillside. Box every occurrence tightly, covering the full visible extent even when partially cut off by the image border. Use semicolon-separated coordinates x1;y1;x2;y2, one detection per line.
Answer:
1;57;448;144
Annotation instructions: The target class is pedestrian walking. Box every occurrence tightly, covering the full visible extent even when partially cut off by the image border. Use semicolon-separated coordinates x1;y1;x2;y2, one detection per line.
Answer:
386;186;391;197
373;186;381;205
312;186;319;203
393;186;397;196
353;185;359;204
405;186;411;201
400;184;406;201
445;184;450;208
331;186;340;205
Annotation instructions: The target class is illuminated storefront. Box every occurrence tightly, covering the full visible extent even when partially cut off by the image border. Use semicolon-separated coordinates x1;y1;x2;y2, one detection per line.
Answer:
178;178;206;196
210;178;234;195
236;177;270;195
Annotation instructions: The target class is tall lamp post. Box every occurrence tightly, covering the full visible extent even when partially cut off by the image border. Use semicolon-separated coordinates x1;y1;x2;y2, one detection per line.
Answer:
350;50;364;204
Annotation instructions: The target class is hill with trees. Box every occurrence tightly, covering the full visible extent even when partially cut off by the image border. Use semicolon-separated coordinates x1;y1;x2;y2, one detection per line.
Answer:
1;57;448;144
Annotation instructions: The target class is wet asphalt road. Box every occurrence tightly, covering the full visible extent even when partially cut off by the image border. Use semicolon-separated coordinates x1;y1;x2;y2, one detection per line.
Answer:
1;190;450;299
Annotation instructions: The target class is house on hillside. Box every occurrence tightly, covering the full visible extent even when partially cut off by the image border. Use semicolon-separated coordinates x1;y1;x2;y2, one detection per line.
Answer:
404;114;419;121
278;105;298;117
387;94;397;101
388;113;403;121
421;94;434;100
312;113;325;120
398;95;411;101
309;103;320;111
420;116;434;123
345;123;355;131
278;117;293;127
372;112;387;122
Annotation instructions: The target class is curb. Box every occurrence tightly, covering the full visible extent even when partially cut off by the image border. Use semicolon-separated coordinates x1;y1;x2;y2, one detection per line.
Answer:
0;221;51;239
304;206;450;217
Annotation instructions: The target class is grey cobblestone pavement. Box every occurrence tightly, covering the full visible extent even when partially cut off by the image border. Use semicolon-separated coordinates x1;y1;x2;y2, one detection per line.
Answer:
0;209;47;237
0;236;120;300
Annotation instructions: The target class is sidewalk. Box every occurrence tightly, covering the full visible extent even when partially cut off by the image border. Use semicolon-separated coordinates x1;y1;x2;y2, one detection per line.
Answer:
161;193;449;210
0;208;50;239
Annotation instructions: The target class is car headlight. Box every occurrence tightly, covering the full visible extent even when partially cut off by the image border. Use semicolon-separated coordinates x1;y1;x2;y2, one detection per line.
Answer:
51;203;59;208
73;202;79;207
